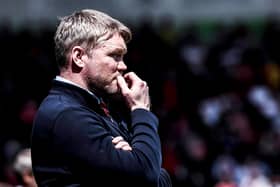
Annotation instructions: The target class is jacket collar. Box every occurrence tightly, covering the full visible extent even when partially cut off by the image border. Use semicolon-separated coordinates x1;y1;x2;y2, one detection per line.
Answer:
51;79;106;114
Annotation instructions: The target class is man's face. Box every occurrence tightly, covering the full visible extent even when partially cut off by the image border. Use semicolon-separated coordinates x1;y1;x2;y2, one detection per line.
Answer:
84;33;127;95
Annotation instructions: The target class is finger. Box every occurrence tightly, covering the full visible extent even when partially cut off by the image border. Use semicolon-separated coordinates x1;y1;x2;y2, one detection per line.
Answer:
124;72;142;85
115;141;130;149
124;72;147;91
116;144;132;151
117;76;130;94
112;136;124;144
115;144;132;151
122;145;132;151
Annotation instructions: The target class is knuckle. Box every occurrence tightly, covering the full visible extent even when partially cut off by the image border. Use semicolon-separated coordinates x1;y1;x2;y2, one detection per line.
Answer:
123;92;130;98
140;81;147;87
126;72;134;77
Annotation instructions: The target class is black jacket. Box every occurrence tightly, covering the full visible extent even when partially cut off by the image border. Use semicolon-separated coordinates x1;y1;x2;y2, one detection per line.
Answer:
31;80;172;186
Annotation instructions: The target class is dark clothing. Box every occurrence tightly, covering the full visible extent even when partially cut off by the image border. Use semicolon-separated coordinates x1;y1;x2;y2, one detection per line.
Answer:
31;80;171;187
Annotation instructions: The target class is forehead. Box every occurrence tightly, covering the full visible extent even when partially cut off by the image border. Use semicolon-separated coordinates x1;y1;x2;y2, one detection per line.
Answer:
97;33;127;53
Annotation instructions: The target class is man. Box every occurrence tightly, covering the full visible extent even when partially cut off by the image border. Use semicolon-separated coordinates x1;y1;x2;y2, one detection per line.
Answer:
31;9;172;186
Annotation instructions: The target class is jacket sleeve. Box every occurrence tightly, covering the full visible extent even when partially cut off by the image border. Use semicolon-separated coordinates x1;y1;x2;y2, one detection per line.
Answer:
159;168;172;187
53;107;171;186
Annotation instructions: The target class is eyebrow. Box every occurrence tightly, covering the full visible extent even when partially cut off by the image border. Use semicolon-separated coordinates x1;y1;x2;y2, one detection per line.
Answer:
112;47;127;54
98;43;127;54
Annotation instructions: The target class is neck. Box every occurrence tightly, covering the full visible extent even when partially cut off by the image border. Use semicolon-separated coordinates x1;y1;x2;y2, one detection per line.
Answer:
59;71;88;90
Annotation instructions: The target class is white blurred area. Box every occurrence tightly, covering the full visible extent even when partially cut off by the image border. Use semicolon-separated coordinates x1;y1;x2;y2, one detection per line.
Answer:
0;0;280;29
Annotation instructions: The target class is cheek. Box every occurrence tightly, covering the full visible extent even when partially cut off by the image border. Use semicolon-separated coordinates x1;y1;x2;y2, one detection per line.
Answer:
87;57;117;79
94;64;116;82
104;57;118;69
101;61;118;74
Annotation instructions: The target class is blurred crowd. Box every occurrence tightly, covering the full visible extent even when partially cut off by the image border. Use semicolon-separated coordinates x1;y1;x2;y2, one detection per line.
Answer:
1;16;280;186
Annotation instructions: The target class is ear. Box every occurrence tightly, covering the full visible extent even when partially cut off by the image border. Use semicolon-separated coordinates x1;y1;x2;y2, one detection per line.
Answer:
71;46;86;68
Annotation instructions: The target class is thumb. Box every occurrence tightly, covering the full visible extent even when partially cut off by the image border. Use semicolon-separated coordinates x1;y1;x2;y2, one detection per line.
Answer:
117;76;130;95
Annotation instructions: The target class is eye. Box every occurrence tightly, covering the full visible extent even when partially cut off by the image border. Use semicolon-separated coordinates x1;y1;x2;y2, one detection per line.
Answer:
109;53;123;61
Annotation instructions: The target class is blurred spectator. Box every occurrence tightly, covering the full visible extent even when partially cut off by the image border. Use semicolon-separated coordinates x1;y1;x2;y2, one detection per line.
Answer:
0;182;13;187
12;148;37;187
238;158;272;187
212;154;238;187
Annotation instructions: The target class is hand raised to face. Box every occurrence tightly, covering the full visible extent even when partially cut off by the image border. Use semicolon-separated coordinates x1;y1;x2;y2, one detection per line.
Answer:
117;72;150;111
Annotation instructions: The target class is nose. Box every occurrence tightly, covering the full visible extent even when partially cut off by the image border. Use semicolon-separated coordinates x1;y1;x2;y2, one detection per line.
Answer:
117;61;127;71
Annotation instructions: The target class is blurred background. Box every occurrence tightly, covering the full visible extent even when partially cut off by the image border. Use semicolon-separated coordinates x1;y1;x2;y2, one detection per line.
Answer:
1;0;280;186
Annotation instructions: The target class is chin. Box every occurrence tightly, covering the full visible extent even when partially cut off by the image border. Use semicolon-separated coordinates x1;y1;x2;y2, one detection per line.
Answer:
105;80;119;93
105;85;119;95
106;86;122;96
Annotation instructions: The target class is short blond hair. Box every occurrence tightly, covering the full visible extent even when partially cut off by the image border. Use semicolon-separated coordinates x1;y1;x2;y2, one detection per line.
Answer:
54;9;132;69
